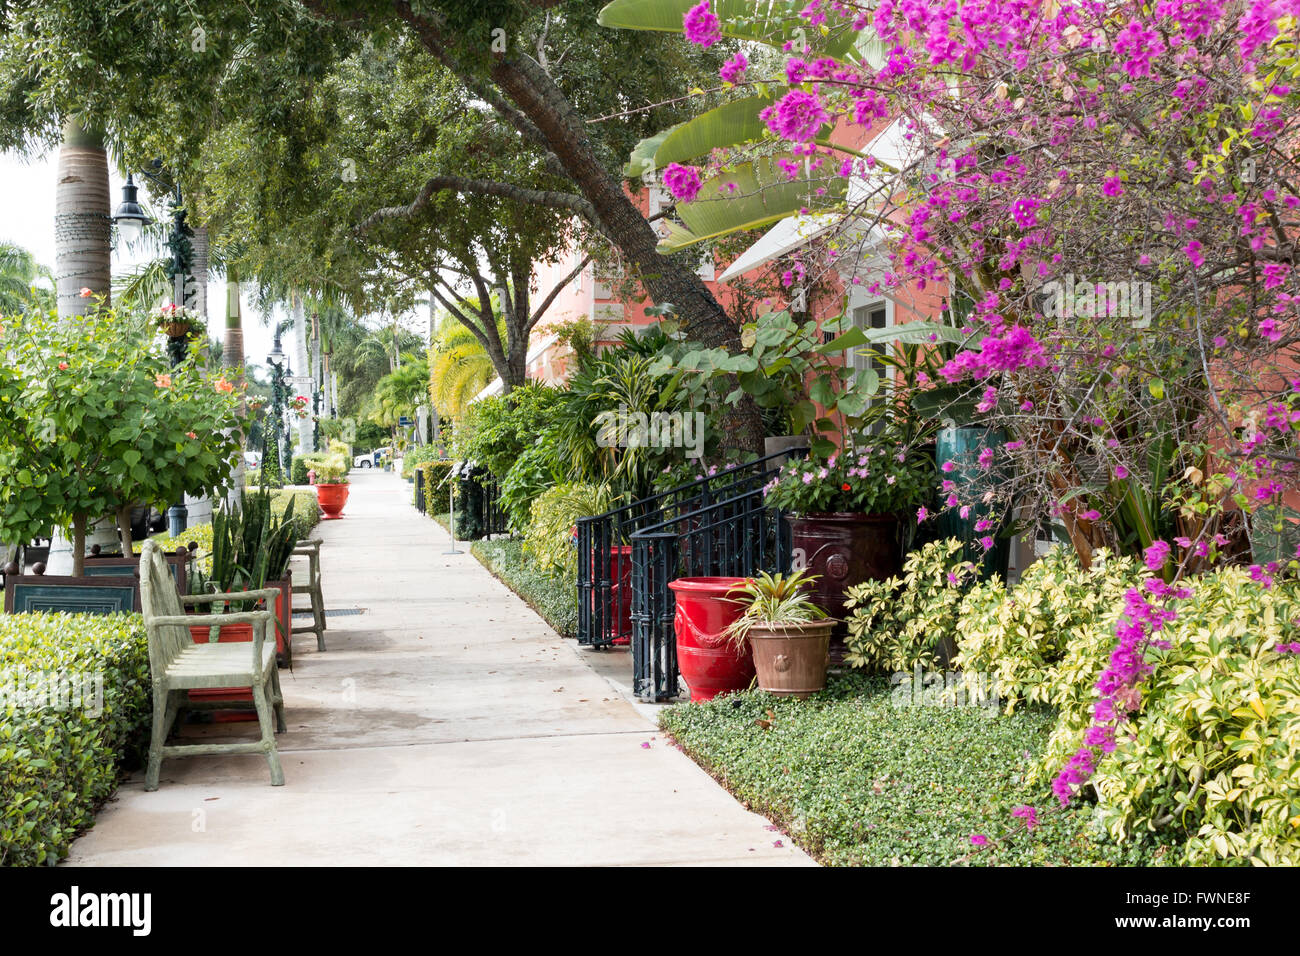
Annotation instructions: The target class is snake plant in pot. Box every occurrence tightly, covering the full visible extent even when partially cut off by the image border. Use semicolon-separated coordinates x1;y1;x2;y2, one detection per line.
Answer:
190;488;300;679
726;569;834;699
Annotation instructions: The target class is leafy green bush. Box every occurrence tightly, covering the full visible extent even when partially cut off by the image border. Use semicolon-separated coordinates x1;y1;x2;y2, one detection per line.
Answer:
269;488;320;542
522;483;611;581
843;539;978;672
470;538;577;638
0;613;151;865
421;461;454;515
1038;568;1300;865
401;444;441;479
954;547;1144;711
659;673;1175;866
500;438;562;532
453;384;562;480
290;455;310;486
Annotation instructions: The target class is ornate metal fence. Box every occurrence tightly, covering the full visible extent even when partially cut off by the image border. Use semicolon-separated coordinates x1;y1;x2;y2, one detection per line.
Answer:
575;449;804;700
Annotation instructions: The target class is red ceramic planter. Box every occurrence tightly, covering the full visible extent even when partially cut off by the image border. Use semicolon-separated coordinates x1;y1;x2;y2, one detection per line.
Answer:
668;577;755;702
598;545;633;645
316;482;349;518
186;582;290;720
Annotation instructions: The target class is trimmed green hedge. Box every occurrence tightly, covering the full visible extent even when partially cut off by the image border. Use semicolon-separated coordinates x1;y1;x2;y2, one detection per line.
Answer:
0;613;152;866
660;674;1178;867
470;538;577;639
420;461;454;515
269;488;321;541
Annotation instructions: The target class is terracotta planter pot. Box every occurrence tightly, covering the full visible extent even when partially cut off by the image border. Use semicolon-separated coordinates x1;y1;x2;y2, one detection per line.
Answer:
790;512;901;661
316;482;349;518
668;577;755;702
748;619;835;698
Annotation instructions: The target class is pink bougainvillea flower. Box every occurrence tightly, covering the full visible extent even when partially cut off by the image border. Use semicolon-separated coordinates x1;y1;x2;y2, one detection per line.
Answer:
1258;317;1282;342
1115;464;1130;479
682;0;721;47
155;373;172;388
719;51;748;84
979;535;995;550
761;89;829;143
916;506;929;522
941;460;956;473
1144;540;1171;571
1102;175;1124;197
1011;805;1038;831
969;834;989;846
662;163;703;203
1183;239;1205;267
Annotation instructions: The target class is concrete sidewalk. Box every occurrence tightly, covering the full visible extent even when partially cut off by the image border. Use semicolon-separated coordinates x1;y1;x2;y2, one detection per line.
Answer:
67;470;814;866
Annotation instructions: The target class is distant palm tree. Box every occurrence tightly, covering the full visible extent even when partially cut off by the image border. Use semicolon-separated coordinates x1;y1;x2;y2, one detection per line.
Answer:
429;315;496;419
0;241;55;315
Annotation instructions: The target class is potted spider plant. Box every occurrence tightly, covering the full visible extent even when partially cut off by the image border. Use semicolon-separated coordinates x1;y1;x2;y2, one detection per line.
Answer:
726;569;834;699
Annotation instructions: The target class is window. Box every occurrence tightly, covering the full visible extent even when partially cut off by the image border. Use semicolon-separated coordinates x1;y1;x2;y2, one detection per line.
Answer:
849;301;889;379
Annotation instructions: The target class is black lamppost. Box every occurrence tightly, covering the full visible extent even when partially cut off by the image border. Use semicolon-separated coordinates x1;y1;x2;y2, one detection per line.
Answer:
267;332;287;482
113;164;195;535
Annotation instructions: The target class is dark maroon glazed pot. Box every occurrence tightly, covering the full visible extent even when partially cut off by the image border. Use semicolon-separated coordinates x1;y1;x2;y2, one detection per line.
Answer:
790;512;902;662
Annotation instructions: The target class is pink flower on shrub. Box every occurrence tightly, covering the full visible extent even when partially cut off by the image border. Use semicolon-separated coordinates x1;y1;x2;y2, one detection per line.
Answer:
1258;317;1282;342
1102;175;1124;197
917;506;929;522
1011;805;1038;831
761;89;829;143
1144;540;1171;571
719;51;748;84
663;163;703;203
682;1;721;47
969;834;989;846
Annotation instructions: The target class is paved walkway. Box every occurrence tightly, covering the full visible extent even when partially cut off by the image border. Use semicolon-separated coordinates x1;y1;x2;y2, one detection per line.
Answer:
68;470;813;866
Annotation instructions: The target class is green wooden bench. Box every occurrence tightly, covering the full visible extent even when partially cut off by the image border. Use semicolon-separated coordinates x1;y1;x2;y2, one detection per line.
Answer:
139;539;287;790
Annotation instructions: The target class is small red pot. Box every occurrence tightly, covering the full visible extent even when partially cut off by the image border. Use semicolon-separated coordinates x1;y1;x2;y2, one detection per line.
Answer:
668;577;755;702
596;545;633;645
187;621;256;720
316;482;349;518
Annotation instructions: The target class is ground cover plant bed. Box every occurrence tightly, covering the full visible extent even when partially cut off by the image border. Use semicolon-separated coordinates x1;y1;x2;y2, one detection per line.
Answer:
470;538;577;639
659;673;1180;867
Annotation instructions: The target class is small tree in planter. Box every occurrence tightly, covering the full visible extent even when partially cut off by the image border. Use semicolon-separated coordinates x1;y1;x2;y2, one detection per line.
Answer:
0;309;244;574
303;440;350;518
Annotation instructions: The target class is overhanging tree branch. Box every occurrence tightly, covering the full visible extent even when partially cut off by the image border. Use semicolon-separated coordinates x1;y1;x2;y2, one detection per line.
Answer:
357;175;599;233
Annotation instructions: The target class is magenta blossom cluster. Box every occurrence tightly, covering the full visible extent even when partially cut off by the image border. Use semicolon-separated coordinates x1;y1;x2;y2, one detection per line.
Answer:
662;163;703;204
719;51;748;85
939;325;1048;382
1054;556;1190;805
682;1;721;47
760;90;829;143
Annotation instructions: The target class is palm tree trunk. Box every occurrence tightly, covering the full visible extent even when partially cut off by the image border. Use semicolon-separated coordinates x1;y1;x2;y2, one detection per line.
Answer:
54;117;111;318
191;225;210;326
292;293;314;454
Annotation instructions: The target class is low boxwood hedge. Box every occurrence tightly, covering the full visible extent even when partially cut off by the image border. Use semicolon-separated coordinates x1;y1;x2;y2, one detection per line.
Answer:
0;613;152;866
420;461;454;515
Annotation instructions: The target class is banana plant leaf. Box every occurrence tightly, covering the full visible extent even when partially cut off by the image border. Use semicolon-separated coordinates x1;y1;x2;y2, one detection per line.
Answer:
657;155;847;252
598;0;860;56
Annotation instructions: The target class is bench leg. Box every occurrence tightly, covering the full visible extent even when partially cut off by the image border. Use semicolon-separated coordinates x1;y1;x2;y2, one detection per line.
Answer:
270;667;287;734
252;677;285;786
144;684;175;791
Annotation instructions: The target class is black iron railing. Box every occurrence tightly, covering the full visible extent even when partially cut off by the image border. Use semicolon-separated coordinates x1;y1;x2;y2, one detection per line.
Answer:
575;449;804;700
455;468;509;539
414;467;426;513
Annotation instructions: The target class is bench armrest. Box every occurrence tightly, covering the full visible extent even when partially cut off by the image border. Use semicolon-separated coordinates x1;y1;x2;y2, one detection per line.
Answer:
151;609;274;628
181;588;280;606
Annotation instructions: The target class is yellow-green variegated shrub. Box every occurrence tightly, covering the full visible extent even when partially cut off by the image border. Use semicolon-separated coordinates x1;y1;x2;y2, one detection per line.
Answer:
1056;569;1300;866
954;547;1144;712
843;539;976;672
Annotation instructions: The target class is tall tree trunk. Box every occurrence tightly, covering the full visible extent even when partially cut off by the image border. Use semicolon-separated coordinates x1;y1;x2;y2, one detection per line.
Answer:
191;225;210;328
55;117;111;318
115;504;134;557
71;513;87;578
